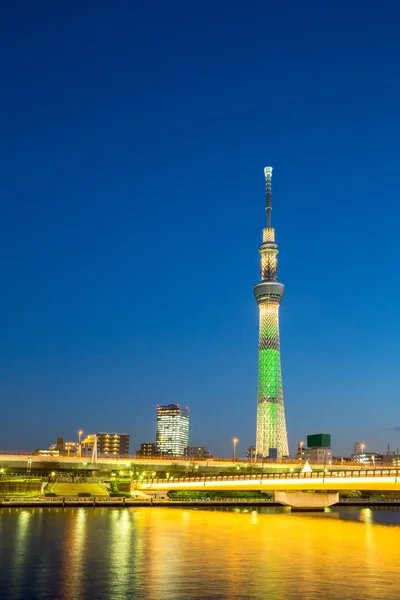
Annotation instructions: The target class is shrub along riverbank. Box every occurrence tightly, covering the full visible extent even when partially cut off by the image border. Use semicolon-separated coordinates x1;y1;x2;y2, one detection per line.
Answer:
167;490;273;500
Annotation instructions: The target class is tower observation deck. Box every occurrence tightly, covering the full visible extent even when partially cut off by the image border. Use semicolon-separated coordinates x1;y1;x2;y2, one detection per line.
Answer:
254;167;289;458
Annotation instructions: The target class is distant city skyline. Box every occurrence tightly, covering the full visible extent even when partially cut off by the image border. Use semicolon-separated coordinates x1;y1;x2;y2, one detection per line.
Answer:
1;2;400;456
2;419;396;462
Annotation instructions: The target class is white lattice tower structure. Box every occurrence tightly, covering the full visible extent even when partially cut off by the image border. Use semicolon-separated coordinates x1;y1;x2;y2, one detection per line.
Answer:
253;167;289;458
91;434;98;464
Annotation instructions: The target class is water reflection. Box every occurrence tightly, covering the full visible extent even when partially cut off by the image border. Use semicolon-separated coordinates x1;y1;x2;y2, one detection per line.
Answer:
10;509;32;591
61;508;87;600
1;507;400;599
107;509;134;599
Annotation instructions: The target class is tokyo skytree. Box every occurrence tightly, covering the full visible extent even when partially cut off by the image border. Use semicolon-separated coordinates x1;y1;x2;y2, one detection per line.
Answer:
254;167;289;458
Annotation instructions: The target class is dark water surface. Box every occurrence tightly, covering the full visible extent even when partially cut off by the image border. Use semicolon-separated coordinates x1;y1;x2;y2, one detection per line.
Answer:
1;506;400;599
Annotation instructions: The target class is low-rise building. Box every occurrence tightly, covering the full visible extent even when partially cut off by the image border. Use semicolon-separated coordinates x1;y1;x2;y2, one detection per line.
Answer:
80;434;96;456
136;443;159;457
96;433;130;457
35;449;60;457
310;447;332;463
295;446;311;460
305;433;332;464
246;446;257;460
351;452;383;465
382;452;400;465
184;446;211;459
65;441;78;456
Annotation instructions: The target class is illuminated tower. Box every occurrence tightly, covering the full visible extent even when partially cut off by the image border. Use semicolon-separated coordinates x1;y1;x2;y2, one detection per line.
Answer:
254;167;289;458
156;404;190;456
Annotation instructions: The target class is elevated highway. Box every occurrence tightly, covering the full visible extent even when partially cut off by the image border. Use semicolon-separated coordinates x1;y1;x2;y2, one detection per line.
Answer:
0;453;373;472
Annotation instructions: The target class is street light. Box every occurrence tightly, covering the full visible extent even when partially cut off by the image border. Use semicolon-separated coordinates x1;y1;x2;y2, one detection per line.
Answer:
360;444;366;466
77;430;83;459
233;438;238;461
299;441;304;461
66;442;72;458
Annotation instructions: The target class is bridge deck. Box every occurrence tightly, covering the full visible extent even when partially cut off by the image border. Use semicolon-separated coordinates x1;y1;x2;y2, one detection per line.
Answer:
137;469;400;492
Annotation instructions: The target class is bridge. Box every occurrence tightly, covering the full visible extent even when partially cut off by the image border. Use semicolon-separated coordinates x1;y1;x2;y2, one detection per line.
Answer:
135;468;400;509
0;453;372;471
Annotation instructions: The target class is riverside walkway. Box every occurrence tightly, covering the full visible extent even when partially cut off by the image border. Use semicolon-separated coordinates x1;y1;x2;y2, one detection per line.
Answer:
2;496;400;509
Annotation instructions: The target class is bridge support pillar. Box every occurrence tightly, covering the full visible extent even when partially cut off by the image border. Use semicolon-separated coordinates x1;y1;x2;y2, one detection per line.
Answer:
274;491;339;511
130;483;169;500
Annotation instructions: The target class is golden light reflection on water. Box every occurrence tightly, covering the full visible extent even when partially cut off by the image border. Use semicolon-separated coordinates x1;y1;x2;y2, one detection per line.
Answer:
134;508;400;600
61;508;87;600
2;507;400;599
107;509;134;599
10;509;31;590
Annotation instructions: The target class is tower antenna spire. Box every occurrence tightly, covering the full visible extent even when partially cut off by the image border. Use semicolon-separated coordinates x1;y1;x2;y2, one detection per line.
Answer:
264;166;273;227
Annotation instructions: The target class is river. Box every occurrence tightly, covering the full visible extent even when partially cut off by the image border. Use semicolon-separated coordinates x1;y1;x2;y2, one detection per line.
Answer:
0;506;399;599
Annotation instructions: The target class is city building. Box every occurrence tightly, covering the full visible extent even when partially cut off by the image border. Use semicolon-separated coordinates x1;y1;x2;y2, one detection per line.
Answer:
81;434;96;456
353;442;366;456
96;433;130;457
35;448;60;457
382;449;400;465
351;452;383;465
246;446;257;460
136;443;159;457
308;434;331;448
254;167;289;458
56;438;64;452
156;404;189;456
36;437;66;457
296;444;311;461
307;433;332;464
310;447;332;463
184;446;211;459
65;441;78;456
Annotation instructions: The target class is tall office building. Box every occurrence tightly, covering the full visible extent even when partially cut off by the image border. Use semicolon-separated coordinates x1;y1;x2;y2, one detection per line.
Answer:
254;167;289;458
156;404;190;456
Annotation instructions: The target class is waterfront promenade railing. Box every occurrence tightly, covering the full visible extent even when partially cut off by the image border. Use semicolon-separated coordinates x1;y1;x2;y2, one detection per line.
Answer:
2;496;400;508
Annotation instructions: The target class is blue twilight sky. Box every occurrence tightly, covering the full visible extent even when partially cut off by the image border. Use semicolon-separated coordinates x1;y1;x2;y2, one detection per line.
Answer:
1;0;400;457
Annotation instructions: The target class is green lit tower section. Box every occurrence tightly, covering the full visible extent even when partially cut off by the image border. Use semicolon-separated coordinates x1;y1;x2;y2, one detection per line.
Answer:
254;166;289;458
